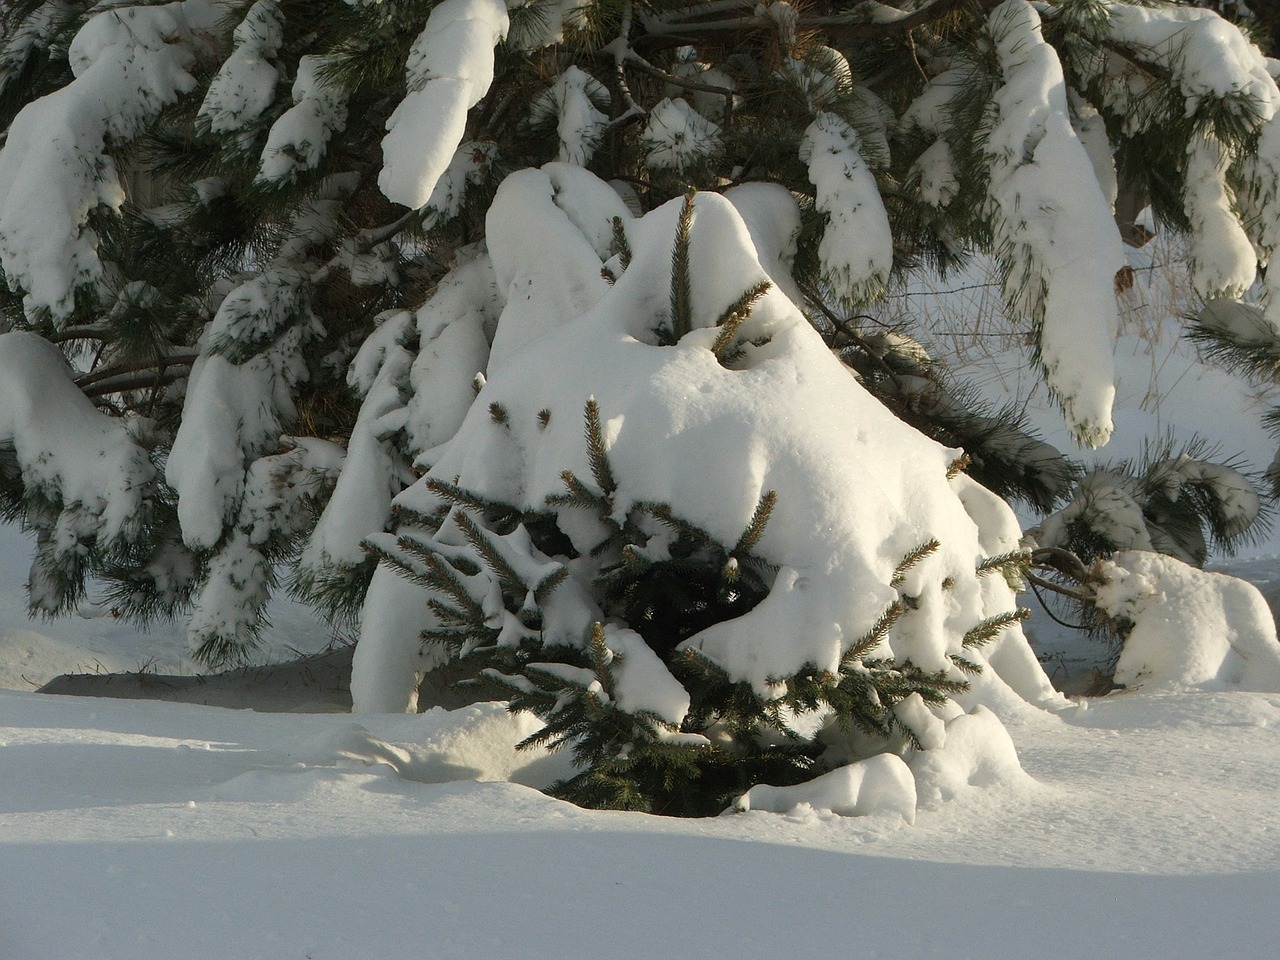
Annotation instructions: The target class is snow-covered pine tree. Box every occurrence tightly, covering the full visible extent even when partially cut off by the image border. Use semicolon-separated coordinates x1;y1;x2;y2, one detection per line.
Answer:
3;0;1280;812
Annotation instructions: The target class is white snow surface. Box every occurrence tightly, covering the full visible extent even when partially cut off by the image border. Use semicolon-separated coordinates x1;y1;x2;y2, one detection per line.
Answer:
4;643;1280;957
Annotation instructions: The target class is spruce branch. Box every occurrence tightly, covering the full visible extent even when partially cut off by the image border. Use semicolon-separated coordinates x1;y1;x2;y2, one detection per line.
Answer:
588;621;616;700
715;279;772;330
949;653;983;675
583;397;617;496
842;598;905;666
976;549;1031;577
961;608;1030;648
549;469;613;513
710;312;745;362
890;539;941;587
666;189;697;344
425;479;522;527
533;565;570;605
452;510;526;598
946;453;972;479
733;489;777;555
610;217;632;271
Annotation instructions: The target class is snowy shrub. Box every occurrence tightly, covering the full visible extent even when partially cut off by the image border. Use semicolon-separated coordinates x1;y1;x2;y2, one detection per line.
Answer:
355;176;1061;814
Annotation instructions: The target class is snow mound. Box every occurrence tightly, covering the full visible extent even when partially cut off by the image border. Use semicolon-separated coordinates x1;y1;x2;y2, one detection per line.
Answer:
312;703;574;787
1095;550;1280;692
909;705;1030;807
733;754;917;823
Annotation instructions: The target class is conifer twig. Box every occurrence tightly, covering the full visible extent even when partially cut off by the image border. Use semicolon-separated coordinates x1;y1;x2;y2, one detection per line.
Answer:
668;190;697;341
583;398;617;496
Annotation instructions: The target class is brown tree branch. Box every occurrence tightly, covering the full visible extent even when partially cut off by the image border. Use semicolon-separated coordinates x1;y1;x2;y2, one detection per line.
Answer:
76;352;198;396
637;0;1004;50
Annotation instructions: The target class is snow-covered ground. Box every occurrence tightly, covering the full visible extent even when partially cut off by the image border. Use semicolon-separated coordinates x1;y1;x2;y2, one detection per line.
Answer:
3;671;1279;958
3;528;1280;958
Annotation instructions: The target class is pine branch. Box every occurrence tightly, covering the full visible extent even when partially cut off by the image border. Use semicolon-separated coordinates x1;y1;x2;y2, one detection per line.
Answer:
75;351;198;395
583;397;617;497
452;510;526;597
636;0;1004;50
961;608;1029;648
890;539;941;587
733;489;777;555
841;598;905;666
667;190;697;343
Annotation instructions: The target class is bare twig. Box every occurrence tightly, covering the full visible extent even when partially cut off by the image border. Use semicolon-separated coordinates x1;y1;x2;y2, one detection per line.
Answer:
601;3;649;132
310;207;422;285
637;0;1004;50
76;351;198;397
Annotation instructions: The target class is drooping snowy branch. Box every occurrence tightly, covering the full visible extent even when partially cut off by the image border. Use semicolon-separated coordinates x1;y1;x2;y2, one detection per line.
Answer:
1182;132;1257;300
187;438;344;664
0;0;222;320
639;97;722;173
379;0;509;209
257;55;349;183
298;249;498;607
1103;0;1278;126
902;68;966;210
1098;0;1280;300
0;332;155;612
198;0;284;138
297;311;417;583
983;0;1123;448
799;112;893;305
530;67;611;167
